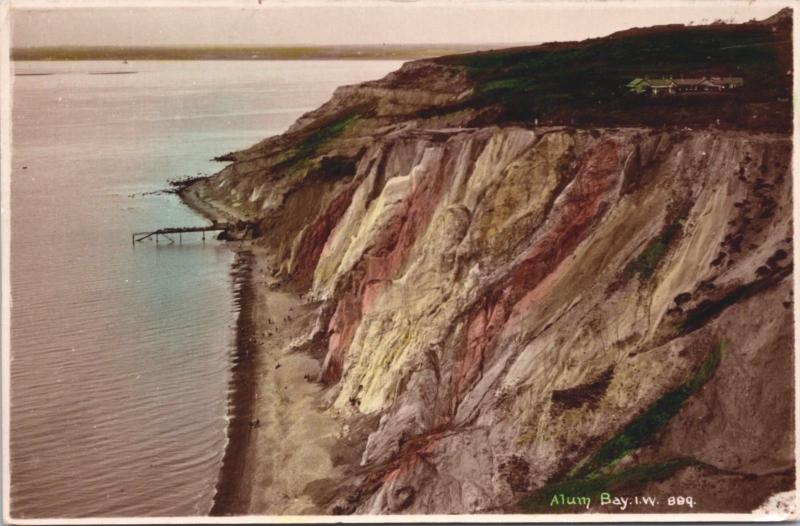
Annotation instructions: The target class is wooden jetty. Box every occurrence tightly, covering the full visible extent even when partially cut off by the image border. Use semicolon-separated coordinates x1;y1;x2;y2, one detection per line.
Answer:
132;224;230;245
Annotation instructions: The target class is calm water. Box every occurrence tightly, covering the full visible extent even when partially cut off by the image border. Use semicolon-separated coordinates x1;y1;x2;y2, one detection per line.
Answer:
10;60;401;518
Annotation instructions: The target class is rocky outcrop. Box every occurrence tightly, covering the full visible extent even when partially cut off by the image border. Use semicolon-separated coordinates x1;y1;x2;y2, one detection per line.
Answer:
193;12;794;516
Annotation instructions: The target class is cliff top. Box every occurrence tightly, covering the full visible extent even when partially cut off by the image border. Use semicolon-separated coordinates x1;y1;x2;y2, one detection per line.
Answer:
423;8;792;132
218;9;792;165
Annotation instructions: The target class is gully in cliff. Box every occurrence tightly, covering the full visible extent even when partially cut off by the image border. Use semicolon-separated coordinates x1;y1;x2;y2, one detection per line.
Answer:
3;2;796;523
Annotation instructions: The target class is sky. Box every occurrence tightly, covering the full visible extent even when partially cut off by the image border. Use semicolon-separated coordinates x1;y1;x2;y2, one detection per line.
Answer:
11;1;788;48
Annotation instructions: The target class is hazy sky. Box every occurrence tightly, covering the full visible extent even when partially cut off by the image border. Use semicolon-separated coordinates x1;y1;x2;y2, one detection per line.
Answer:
11;1;788;48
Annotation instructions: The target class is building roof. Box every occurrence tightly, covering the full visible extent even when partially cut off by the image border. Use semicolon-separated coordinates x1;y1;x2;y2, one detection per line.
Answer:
646;78;676;88
673;78;704;87
721;77;745;86
628;76;745;90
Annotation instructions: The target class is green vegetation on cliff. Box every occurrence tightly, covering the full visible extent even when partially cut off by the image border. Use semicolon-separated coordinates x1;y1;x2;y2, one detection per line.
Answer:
521;341;725;512
276;112;361;176
433;12;792;131
624;222;683;280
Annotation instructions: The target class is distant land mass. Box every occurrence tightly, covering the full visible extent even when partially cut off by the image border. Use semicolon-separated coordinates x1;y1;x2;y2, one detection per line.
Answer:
11;44;518;61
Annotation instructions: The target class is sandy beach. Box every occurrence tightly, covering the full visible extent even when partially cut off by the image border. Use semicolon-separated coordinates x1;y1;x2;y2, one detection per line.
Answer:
181;189;345;516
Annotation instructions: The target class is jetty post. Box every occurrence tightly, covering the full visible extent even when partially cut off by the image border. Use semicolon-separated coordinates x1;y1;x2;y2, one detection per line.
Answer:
131;223;230;246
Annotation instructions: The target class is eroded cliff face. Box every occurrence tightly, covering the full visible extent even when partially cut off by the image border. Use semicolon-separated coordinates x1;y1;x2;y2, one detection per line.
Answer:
194;120;793;513
190;15;793;515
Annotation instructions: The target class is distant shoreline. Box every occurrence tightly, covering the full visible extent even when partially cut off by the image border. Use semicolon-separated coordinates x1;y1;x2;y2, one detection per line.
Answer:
12;44;512;62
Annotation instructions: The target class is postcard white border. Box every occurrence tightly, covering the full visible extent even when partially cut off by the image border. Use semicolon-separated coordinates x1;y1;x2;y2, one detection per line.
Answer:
0;0;798;524
2;1;13;525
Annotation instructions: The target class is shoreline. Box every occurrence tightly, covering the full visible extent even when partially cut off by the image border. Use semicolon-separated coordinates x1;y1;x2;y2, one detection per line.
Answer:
180;184;344;516
178;185;257;515
210;249;257;516
176;183;241;226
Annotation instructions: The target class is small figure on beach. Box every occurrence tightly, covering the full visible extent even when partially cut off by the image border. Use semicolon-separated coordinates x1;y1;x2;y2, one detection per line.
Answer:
248;418;260;429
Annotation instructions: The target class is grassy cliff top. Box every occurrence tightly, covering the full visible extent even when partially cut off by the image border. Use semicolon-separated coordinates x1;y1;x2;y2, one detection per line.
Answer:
418;9;792;132
198;8;795;168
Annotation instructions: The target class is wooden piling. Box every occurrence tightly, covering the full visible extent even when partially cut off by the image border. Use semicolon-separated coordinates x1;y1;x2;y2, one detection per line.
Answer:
131;223;230;245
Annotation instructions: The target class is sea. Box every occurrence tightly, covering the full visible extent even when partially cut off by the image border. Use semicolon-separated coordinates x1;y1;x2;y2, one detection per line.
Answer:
9;59;402;518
